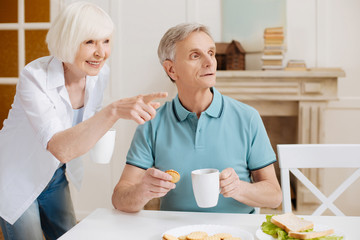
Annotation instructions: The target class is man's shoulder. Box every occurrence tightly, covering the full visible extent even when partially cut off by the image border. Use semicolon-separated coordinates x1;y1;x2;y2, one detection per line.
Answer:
155;100;173;118
140;100;173;128
222;94;258;115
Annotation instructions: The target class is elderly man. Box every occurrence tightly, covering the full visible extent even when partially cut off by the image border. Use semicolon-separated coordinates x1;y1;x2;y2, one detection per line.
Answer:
112;23;282;214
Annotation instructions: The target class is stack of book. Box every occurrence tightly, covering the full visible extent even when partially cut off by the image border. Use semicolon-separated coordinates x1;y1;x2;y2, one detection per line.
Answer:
261;27;285;70
285;60;307;71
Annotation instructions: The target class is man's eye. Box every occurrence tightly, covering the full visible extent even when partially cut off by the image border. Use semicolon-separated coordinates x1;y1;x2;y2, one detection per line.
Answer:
209;51;215;56
191;53;199;59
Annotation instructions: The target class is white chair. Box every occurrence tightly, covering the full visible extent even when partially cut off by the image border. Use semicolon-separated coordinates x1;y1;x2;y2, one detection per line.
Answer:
277;144;360;216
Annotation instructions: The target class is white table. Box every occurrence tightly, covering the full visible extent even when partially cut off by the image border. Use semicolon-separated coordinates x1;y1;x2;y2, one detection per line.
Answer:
60;208;360;239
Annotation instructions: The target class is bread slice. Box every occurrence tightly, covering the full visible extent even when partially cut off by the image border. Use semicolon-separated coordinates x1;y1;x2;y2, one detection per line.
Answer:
271;213;314;232
288;228;335;239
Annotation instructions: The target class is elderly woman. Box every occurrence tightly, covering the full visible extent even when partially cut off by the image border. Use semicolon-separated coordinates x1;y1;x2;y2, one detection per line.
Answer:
0;2;166;240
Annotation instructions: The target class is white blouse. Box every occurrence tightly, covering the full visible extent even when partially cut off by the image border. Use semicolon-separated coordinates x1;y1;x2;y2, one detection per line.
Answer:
0;56;109;224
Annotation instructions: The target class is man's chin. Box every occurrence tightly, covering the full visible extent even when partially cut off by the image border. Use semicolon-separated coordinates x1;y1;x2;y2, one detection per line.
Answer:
206;77;216;87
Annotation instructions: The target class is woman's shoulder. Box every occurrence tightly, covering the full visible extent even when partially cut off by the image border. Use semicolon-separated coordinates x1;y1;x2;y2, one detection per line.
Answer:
21;56;60;81
23;56;54;71
18;56;60;91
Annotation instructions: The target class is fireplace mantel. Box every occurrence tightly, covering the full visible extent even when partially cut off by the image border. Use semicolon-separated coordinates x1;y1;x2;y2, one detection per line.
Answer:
216;70;345;102
215;69;345;212
215;69;345;142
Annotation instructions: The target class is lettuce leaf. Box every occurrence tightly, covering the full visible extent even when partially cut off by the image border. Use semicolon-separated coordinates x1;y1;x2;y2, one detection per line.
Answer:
261;215;343;240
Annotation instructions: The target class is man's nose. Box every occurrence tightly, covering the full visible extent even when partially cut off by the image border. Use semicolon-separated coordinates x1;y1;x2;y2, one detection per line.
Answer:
203;54;214;68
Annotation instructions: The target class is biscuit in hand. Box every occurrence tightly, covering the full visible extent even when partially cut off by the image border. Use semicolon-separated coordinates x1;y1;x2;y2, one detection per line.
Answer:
165;169;180;183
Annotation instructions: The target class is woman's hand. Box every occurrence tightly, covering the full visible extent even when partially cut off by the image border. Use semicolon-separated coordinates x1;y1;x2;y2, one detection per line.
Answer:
111;92;168;124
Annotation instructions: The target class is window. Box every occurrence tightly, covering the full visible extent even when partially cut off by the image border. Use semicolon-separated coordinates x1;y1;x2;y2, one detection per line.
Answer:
0;0;59;83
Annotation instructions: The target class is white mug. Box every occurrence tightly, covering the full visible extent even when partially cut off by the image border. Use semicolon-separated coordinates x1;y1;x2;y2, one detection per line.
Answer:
191;168;220;208
90;129;116;164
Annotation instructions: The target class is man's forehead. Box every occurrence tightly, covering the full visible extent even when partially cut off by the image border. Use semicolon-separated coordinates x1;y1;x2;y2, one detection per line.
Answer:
176;31;215;51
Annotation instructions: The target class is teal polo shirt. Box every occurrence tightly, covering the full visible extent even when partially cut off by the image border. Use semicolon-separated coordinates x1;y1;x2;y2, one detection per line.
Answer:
126;88;276;213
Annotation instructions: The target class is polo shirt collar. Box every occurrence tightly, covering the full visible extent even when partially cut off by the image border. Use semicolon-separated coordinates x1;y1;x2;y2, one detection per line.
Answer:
205;87;223;118
174;87;223;121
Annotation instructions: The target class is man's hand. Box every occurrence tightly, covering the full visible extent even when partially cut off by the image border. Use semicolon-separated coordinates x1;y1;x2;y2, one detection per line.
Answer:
219;165;282;209
111;92;168;124
137;168;176;201
112;165;176;213
219;168;241;198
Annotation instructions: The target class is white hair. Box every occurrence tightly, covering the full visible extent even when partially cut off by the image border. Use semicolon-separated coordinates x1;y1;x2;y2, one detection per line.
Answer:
46;1;114;63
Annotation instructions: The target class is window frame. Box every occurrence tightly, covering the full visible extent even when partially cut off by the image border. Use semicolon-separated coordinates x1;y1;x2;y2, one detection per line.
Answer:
0;0;62;84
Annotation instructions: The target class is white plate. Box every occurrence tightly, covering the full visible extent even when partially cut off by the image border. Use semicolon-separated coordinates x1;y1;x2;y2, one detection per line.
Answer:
255;224;345;240
162;224;254;240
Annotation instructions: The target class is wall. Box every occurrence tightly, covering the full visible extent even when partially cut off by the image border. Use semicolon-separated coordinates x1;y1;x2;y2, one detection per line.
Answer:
286;0;360;215
64;0;360;218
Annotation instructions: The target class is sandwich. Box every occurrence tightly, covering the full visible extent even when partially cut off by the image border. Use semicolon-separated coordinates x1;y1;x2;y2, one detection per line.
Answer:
261;213;341;240
271;212;314;233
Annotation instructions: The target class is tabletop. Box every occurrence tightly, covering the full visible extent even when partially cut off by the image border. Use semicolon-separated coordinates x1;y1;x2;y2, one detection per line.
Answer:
59;208;360;240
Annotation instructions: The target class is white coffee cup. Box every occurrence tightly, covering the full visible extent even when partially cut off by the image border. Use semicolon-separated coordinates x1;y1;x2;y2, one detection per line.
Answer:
90;129;116;164
191;168;220;208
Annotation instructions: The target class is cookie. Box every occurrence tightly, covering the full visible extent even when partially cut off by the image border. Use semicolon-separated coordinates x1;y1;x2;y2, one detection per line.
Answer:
186;231;208;240
213;233;233;239
204;236;221;240
165;169;181;183
223;237;242;240
163;233;179;240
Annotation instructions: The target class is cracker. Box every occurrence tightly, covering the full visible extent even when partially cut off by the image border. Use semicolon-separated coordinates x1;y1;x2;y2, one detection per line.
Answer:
223;237;242;240
163;233;179;240
165;169;181;183
204;236;221;240
213;233;233;239
186;231;208;240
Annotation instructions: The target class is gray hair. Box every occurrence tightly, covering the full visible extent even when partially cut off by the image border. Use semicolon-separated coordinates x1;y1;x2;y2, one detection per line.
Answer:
157;23;213;64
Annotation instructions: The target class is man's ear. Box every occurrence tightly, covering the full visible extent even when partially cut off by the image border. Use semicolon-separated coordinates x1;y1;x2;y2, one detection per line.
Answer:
163;60;177;81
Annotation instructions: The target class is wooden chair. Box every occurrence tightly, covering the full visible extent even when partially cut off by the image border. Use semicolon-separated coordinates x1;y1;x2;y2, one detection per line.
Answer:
277;144;360;216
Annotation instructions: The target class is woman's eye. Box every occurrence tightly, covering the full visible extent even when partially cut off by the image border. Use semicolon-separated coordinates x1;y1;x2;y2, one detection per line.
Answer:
85;40;94;44
104;39;110;44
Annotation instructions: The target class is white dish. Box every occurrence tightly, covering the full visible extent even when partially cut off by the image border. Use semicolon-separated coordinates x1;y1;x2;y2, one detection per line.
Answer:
163;224;254;240
255;224;345;240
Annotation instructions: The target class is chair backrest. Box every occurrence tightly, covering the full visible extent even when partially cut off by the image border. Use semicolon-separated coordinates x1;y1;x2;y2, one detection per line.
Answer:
277;144;360;216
